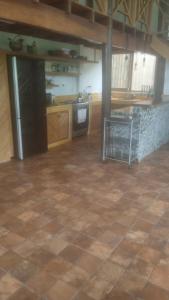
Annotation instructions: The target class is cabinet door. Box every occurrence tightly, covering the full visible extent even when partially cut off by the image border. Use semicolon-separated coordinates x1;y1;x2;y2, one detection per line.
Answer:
47;109;70;147
0;54;13;162
89;102;102;134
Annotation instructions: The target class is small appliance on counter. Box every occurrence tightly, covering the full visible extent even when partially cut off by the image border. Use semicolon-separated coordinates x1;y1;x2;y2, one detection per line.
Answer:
46;93;54;106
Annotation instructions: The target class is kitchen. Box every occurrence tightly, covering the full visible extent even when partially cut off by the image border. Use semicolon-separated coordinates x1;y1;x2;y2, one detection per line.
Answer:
1;1;169;299
0;30;169;165
0;31;102;162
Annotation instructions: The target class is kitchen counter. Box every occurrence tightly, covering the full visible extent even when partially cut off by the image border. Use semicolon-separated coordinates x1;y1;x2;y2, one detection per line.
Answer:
111;97;153;107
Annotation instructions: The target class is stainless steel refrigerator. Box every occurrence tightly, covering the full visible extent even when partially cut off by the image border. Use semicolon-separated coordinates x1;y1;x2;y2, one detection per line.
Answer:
8;56;47;160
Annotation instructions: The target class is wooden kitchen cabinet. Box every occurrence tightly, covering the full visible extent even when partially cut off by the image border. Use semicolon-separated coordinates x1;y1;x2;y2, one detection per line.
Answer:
47;105;72;149
0;54;13;163
88;101;102;135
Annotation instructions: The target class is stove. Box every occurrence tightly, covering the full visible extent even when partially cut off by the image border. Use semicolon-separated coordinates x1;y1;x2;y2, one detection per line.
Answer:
72;101;89;137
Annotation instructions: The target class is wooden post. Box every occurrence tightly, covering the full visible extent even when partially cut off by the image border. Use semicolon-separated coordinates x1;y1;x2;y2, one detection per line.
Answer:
154;55;165;103
102;0;113;118
101;0;113;158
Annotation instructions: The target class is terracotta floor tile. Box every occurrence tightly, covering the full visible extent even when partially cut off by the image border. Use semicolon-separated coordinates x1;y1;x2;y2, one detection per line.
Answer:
59;245;85;263
30;230;53;247
0;273;22;300
11;259;39;283
149;264;169;291
83;275;113;300
0;251;23;271
62;265;89;288
98;261;124;284
28;248;56;268
76;252;102;275
8;287;39;300
14;239;38;257
0;232;25;249
43;237;68;256
0;245;7;257
27;270;56;294
58;229;80;243
137;245;162;264
43;257;72;278
88;241;113;260
0;226;9;237
116;270;147;296
47;280;77;300
18;211;39;222
73;291;95;300
126;230;149;245
43;220;63;234
110;247;133;268
103;288;135;300
73;233;94;249
131;219;154;233
128;257;154;279
118;239;140;256
139;283;169;300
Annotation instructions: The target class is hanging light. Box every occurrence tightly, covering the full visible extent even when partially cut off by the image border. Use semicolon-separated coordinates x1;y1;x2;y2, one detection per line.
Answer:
125;54;129;61
143;56;146;66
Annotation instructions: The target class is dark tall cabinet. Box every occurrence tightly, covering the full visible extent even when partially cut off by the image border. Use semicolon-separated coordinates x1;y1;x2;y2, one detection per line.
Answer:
8;56;47;160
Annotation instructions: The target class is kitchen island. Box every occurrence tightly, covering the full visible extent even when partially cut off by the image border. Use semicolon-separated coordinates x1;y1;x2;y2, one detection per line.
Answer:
135;101;169;161
108;101;169;163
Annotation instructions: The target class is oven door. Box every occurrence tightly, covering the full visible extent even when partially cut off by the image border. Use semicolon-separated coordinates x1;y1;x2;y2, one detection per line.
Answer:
73;103;89;132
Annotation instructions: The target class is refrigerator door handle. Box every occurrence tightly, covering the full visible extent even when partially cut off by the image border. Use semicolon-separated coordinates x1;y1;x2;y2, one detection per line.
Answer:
11;57;24;160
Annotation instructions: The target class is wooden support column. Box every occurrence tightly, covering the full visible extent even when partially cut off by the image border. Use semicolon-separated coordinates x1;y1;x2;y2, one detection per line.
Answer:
101;0;113;157
154;55;166;103
102;0;113;119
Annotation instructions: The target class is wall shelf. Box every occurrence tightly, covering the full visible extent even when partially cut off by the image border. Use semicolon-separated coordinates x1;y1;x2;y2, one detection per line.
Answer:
46;83;59;89
0;49;98;64
46;71;80;77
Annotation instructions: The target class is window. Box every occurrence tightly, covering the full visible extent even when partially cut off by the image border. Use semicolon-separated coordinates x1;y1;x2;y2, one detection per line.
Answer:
132;52;156;92
112;52;156;94
112;54;131;90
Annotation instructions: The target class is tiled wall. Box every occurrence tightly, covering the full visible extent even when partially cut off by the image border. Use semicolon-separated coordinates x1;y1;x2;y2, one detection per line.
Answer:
109;103;169;162
136;103;169;161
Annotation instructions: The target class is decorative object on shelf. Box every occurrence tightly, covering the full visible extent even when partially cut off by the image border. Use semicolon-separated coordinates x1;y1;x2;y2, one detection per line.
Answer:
70;50;78;58
77;55;87;61
27;41;37;54
48;49;64;56
48;49;71;58
48;61;79;76
8;35;24;51
46;79;59;89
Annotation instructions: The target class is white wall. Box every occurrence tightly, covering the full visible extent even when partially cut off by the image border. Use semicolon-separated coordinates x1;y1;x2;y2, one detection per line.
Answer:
79;45;102;94
46;46;102;96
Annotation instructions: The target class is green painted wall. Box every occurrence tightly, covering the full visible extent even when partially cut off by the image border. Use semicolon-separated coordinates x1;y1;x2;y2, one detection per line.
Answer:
0;31;79;54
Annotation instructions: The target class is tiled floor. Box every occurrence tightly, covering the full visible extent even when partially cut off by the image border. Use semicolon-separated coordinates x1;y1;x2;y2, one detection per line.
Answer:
0;135;169;299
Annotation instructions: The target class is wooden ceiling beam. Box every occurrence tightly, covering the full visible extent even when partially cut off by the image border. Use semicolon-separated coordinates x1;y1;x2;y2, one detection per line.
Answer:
0;0;152;53
0;0;107;43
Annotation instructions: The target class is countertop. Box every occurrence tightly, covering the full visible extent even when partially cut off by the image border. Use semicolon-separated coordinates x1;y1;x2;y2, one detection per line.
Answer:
46;98;169;109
